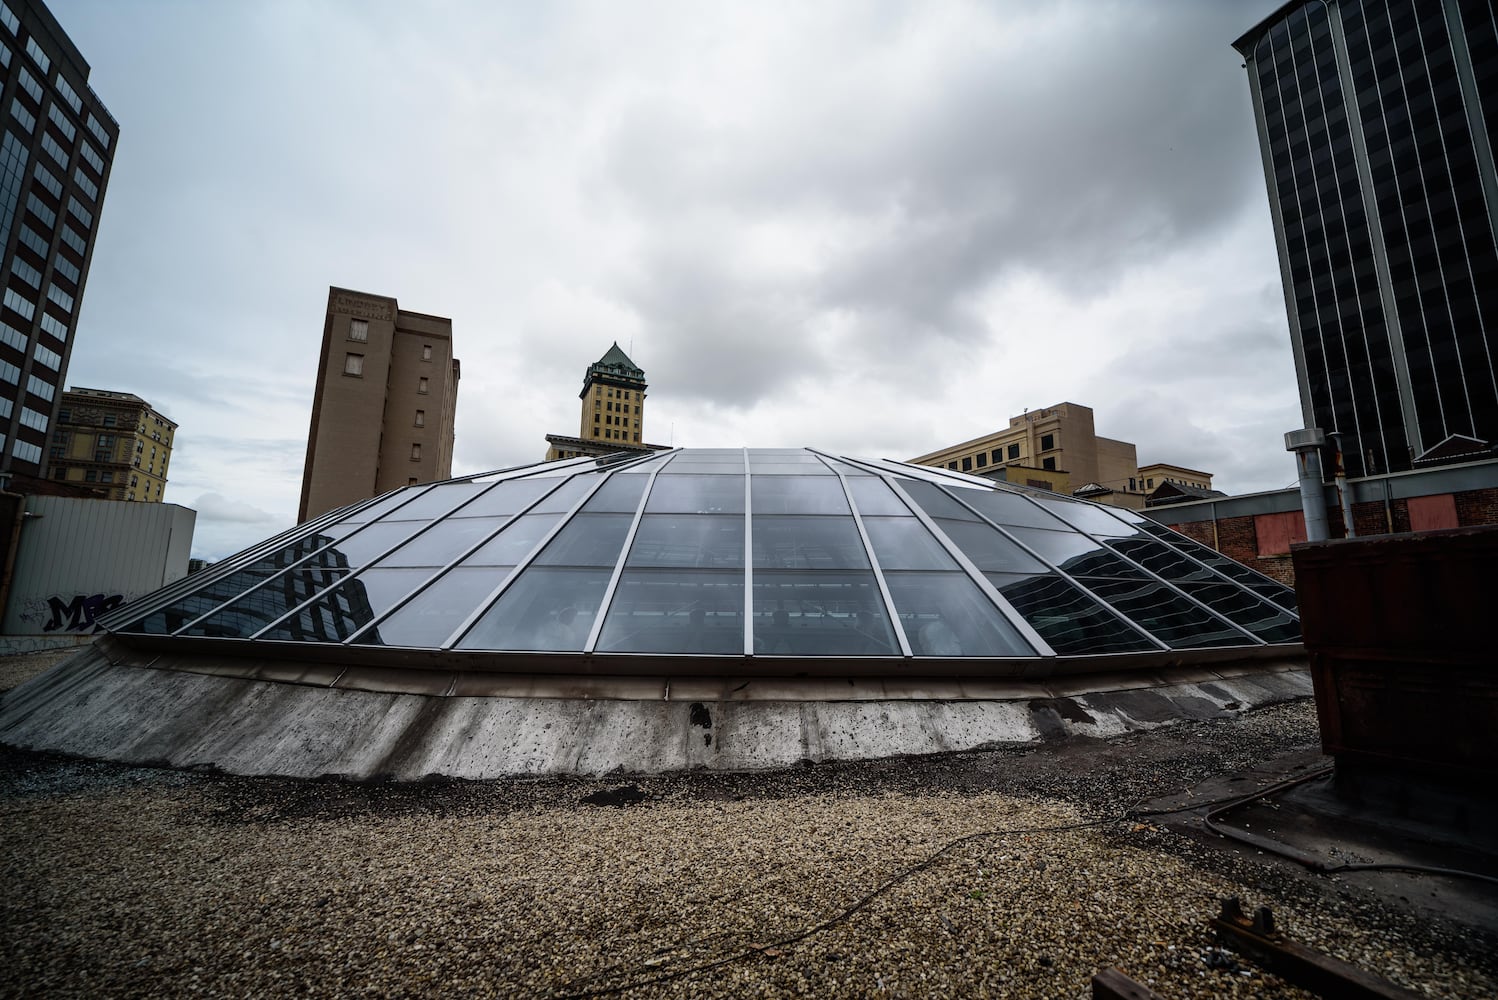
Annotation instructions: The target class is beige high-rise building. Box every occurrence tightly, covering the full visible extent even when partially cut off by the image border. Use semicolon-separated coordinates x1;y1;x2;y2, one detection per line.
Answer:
544;343;666;461
298;287;459;523
50;387;175;501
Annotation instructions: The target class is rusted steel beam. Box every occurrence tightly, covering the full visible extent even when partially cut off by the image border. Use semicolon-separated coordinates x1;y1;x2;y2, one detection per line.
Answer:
1092;966;1168;999
1211;897;1424;1000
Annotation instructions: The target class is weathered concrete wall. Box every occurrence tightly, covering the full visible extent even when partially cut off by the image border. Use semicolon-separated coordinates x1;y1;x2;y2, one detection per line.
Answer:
0;648;1312;781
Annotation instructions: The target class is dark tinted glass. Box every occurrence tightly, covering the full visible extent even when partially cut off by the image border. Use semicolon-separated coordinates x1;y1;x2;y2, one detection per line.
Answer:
1106;535;1217;581
751;571;896;655
260;568;430;642
180;564;348;638
898;480;981;521
752;516;870;569
533;513;635;567
1034;499;1136;537
1179;582;1301;643
985;572;1155;655
318;521;427;568
366;566;514;647
1079;579;1246;648
882;571;1033;656
463;513;564;566
451;477;558;518
1006;527;1147;578
579;473;648;512
960;490;1071;530
531;476;594;514
596;570;744;653
375;518;506;568
388;483;492;520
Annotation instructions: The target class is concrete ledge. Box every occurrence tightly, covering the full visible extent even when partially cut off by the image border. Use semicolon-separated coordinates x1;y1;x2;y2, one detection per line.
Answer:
0;646;1312;780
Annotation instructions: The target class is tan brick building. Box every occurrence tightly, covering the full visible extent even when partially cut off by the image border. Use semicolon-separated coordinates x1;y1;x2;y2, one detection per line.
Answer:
545;343;666;462
298;287;459;523
48;387;174;501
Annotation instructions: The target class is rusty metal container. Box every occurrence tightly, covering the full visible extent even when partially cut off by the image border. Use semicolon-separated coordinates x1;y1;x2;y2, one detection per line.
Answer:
1291;525;1498;779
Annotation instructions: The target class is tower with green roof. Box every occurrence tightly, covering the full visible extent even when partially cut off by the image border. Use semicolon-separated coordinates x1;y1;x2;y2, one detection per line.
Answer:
577;342;646;446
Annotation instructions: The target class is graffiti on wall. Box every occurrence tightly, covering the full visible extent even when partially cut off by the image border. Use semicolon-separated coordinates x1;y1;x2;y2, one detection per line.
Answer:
17;593;130;633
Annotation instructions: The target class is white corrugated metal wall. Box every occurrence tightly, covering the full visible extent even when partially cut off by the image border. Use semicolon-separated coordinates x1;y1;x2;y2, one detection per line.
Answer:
2;497;196;634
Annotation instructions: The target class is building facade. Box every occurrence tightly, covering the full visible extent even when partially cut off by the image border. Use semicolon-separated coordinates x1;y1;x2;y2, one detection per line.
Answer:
909;402;1208;508
50;386;174;500
298;287;460;523
0;0;117;480
1233;1;1498;478
545;343;666;461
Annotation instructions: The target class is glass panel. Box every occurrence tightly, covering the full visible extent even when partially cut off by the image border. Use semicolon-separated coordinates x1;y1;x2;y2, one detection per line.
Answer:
1140;524;1299;611
626;515;744;568
845;476;908;515
823;459;875;477
744;463;833;474
457;566;614;651
1106;535;1217;581
861;516;958;570
751;571;897;655
260;568;430;642
451;477;557;518
595;570;744;653
462;513;564;566
897;480;981;521
1005;527;1147;578
374;518;505;568
387;482;489;520
1035;499;1137;537
340;488;425;523
752;516;870;569
533;513;635;567
960;491;1071;530
644;474;745;514
1178;582;1300;643
363;566;514;647
669;449;744;462
932;519;1048;573
751;475;850;514
1078;579;1246;649
882;571;1034;656
984;573;1155;655
659;463;745;474
180;565;348;637
579;473;648;512
316;521;426;568
530;476;594;513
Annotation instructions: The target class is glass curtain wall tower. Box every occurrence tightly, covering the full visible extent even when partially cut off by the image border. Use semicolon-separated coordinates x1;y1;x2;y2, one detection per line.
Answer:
1233;1;1498;476
0;0;116;479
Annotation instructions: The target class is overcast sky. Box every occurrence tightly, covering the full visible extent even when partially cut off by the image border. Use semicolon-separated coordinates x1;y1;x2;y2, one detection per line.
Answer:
53;0;1301;560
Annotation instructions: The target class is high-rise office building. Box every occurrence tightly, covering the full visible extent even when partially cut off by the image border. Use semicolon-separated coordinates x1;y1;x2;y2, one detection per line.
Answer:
51;386;175;500
0;0;117;480
1233;2;1497;478
298;287;460;523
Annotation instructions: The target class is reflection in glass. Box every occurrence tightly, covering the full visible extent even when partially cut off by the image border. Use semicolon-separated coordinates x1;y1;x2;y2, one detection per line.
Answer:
388;482;492;520
752;516;870;569
644;474;745;514
861;516;958;570
750;476;849;514
751;572;895;655
960;491;1070;531
375;518;505;568
1179;582;1300;643
579;473;648;512
452;477;557;518
1078;579;1246;648
1106;536;1217;582
626;515;743;568
464;513;563;566
1005;527;1147;578
458;567;613;651
340;487;428;523
596;570;744;653
531;476;593;513
1033;498;1136;537
316;521;426;568
932;519;1047;573
180;564;348;638
260;568;430;642
1138;523;1299;612
364;566;515;647
984;573;1154;655
881;571;1033;656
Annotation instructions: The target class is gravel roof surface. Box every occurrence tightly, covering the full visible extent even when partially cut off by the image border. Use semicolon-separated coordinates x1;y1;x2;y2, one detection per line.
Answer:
2;655;1493;999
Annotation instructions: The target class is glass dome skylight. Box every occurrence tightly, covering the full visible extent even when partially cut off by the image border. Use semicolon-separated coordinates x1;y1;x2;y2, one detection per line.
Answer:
103;449;1299;665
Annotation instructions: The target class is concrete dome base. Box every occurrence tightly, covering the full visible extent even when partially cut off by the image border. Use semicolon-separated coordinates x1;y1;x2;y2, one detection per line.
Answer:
0;645;1311;780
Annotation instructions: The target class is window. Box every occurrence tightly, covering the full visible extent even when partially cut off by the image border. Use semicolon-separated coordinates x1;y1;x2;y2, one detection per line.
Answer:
25;35;49;73
975;453;987;468
0;359;19;383
344;353;363;376
348;318;368;342
1146;479;1153;488
53;468;65;480
41;133;67;169
84;469;96;482
46;283;73;312
40;313;67;341
86;113;109;148
32;161;60;197
418;377;428;394
60;226;85;255
410;443;421;461
947;461;958;470
4;288;35;320
66;197;91;228
0;3;17;34
26;373;52;400
20;405;47;430
1007;443;1020;460
11;257;40;287
48;444;62;459
12;440;40;464
961;457;972;471
9;99;33;133
413;409;425;427
421;344;432;361
79;142;102;174
55;73;82;114
1129;477;1136;491
102;414;115;427
1042;457;1057;471
73;169;96;201
34;344;60;369
18;225;47;256
52;255;79;284
101;471;113;484
408;477;418;486
47;104;75;142
0;320;23;350
1040;433;1055;451
17;67;41;102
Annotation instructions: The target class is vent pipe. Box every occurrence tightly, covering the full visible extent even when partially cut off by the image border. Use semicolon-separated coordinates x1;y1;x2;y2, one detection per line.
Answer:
1285;428;1330;543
